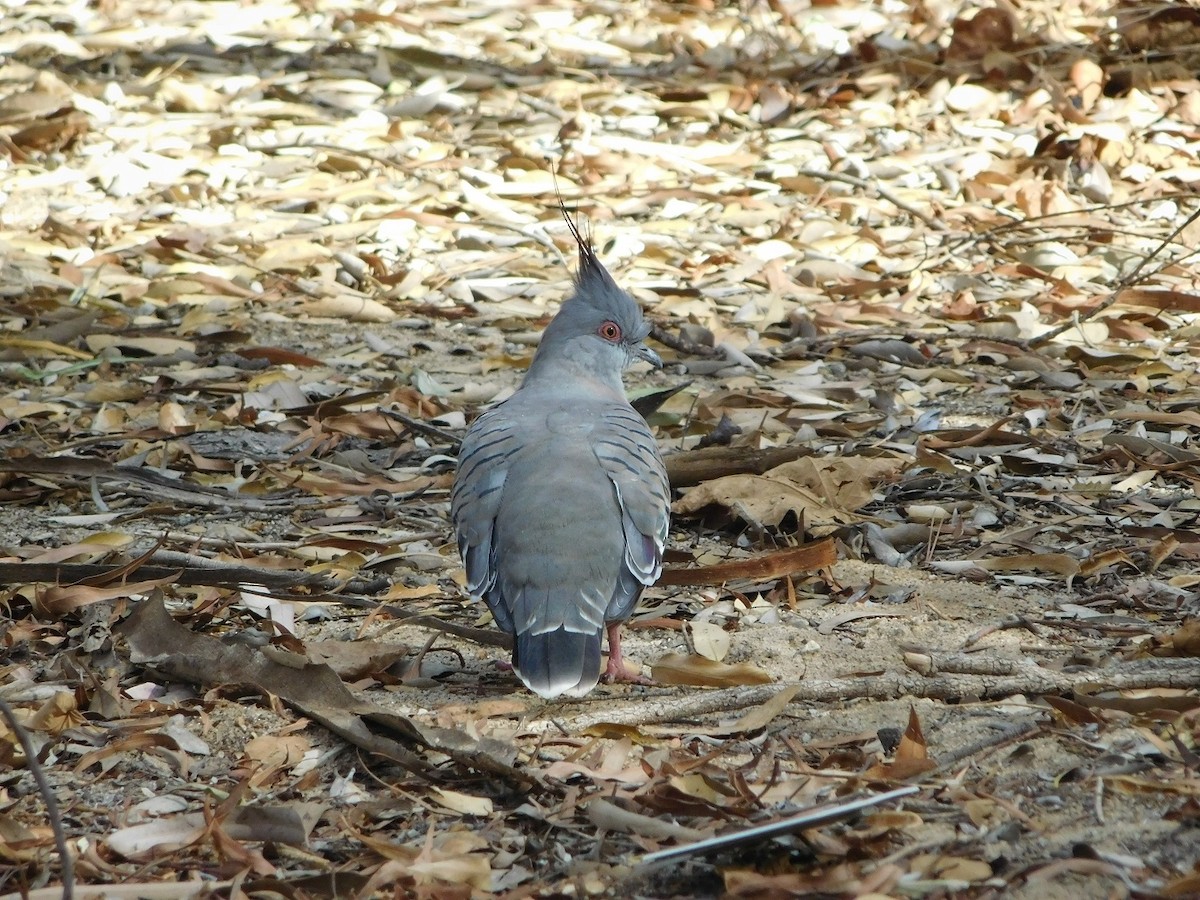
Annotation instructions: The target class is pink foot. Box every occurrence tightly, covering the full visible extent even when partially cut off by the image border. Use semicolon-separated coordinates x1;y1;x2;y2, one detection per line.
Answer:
601;622;655;686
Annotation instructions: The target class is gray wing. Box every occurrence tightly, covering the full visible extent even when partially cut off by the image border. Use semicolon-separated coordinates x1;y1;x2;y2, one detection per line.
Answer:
592;404;670;622
450;404;521;633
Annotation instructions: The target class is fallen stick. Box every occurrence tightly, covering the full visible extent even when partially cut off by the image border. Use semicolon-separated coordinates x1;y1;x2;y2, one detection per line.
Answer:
558;657;1200;730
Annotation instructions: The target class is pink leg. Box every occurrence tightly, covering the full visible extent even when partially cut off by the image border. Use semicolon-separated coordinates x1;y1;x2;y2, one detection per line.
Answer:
602;623;654;685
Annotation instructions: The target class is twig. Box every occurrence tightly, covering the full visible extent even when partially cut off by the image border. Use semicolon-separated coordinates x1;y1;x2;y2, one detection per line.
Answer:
943;193;1200;256
0;698;74;900
926;719;1042;776
662;443;808;489
773;327;948;361
791;168;947;232
1027;204;1200;348
337;596;513;649
648;322;720;359
0;561;339;591
0;457;305;512
964;614;1046;647
379;408;462;449
555;657;1200;731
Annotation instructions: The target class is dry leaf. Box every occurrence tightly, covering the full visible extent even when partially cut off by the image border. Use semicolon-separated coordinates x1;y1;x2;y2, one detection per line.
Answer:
650;652;773;687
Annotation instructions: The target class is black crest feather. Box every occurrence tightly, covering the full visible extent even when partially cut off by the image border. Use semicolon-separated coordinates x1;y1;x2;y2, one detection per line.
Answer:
551;193;645;334
558;199;607;287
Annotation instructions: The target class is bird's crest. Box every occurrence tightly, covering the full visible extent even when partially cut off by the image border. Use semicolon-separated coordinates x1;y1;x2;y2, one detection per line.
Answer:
556;199;641;326
559;199;608;284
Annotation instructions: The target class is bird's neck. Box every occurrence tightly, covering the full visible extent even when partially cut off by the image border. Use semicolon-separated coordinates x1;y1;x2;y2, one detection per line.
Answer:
523;353;626;401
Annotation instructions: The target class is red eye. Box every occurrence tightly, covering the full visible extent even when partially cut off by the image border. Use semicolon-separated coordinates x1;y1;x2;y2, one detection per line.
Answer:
598;321;622;342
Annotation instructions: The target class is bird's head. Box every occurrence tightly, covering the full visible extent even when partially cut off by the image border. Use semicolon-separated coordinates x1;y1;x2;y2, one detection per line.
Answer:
528;208;662;385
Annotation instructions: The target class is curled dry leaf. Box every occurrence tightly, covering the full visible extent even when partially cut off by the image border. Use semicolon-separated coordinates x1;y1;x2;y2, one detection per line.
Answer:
27;692;85;735
429;787;494;817
865;706;936;780
673;456;899;531
687;620;730;662
301;294;396;322
910;854;993;883
241;733;311;772
650;652;773;687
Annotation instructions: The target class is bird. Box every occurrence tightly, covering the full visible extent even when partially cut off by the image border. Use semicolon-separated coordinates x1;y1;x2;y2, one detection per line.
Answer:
451;207;670;699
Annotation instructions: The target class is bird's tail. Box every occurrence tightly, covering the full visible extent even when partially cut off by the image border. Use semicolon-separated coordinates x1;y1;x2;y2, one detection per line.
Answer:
513;628;602;699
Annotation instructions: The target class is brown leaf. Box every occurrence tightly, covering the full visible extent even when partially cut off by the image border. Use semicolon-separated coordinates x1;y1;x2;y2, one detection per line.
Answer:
947;8;1016;61
671;456;894;530
658;540;836;586
27;692;86;735
910;854;993;882
116;595;534;786
650;652;773;687
1116;287;1200;313
38;575;180;617
1045;695;1107;726
305;639;410;679
238;346;327;367
10;108;89;152
1170;620;1200;657
866;706;936;780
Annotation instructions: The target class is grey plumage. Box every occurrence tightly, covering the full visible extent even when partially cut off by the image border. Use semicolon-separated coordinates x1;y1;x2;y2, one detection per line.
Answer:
451;210;670;698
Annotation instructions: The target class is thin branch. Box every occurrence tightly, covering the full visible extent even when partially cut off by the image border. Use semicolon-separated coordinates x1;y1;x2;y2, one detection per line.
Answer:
1027;204;1200;348
379;408;463;449
648;322;720;359
791;168;948;231
927;719;1042;776
0;698;73;900
556;657;1200;731
0;561;340;591
362;605;513;650
946;192;1200;248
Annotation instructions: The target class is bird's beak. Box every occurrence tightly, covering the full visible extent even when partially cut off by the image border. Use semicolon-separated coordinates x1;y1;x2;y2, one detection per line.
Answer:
634;342;663;369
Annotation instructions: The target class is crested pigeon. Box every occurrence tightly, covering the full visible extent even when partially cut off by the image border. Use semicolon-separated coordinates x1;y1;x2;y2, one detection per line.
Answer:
451;210;670;698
